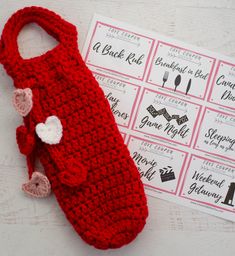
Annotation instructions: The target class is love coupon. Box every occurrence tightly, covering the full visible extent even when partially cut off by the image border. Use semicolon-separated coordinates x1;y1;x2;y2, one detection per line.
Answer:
82;15;235;222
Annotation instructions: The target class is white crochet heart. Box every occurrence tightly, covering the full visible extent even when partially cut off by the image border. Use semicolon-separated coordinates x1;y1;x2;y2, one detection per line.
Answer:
36;115;63;144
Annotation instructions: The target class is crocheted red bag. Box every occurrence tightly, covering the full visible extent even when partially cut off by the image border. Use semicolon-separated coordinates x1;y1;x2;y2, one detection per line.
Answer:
0;6;148;249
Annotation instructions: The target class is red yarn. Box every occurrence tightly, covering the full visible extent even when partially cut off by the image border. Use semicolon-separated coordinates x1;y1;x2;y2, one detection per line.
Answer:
16;125;35;155
59;159;88;187
0;6;148;249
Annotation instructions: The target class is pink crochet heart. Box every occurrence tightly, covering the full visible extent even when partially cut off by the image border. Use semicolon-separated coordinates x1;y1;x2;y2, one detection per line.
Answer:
12;88;33;116
22;172;51;198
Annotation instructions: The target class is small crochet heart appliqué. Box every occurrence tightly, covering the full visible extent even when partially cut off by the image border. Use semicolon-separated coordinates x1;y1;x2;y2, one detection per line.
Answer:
36;115;63;144
12;88;33;116
59;160;88;187
16;125;35;155
22;172;51;198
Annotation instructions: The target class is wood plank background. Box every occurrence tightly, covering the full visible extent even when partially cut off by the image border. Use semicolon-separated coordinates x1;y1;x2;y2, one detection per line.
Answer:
0;0;234;255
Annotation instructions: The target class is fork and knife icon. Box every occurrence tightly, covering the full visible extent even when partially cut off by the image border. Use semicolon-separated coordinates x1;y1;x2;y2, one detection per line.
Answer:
162;70;191;95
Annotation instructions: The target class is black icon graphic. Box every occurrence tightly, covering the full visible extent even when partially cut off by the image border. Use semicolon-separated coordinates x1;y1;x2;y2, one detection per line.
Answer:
162;71;169;87
174;74;181;92
185;78;192;95
221;182;235;207
147;105;188;125
159;166;175;182
161;71;194;95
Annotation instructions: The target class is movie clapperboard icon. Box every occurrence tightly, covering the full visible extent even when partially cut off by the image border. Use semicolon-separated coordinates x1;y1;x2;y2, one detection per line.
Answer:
159;166;176;182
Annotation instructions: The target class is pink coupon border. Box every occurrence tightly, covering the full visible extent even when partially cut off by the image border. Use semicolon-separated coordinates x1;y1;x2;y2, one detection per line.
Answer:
193;107;235;162
131;88;202;147
120;132;127;142
92;71;141;128
146;41;216;100
179;154;235;214
208;60;235;111
84;21;155;81
127;135;188;195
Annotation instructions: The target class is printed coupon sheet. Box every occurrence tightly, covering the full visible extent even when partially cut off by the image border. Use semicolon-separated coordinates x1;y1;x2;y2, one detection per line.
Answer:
82;14;235;221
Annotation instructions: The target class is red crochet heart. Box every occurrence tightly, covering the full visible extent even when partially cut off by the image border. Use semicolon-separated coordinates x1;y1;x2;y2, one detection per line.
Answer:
59;160;87;187
16;125;35;155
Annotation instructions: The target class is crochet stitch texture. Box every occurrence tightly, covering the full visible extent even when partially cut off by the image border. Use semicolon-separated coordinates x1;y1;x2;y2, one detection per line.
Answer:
0;6;148;249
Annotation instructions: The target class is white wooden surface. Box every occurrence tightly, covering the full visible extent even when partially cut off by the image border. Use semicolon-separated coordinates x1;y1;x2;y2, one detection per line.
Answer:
0;0;235;255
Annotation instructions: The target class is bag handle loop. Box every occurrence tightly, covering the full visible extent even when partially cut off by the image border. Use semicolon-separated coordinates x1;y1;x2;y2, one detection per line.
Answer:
0;6;77;65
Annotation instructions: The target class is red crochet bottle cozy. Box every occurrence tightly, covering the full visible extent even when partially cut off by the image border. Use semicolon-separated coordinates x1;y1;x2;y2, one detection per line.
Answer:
0;6;148;249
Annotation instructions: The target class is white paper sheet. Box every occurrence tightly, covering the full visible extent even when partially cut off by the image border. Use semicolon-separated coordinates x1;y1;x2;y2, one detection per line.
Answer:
82;14;235;222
